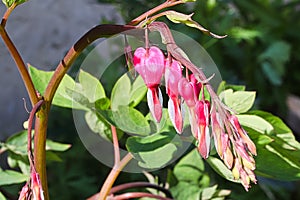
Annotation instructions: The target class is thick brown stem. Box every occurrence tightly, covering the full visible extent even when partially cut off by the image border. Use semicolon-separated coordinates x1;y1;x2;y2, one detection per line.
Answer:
33;104;50;200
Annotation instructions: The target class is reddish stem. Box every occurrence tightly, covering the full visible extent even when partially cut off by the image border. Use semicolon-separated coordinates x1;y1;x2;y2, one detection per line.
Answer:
112;192;172;200
128;0;183;26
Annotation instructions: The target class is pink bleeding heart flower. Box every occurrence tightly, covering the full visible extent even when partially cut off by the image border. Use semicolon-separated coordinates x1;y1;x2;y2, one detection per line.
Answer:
195;100;211;159
189;74;202;102
211;104;228;159
18;183;30;200
133;46;165;122
165;59;183;133
31;172;44;200
229;115;257;156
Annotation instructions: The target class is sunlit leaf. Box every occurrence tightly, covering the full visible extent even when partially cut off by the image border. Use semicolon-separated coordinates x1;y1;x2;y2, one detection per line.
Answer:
78;70;106;102
29;65;86;110
45;140;71;152
247;111;300;180
0;192;6;200
220;89;256;113
237;114;273;134
206;156;239;183
111;73;146;110
164;10;226;39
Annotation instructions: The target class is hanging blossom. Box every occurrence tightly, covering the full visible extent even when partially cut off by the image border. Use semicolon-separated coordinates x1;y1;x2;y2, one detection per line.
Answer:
165;58;184;133
131;33;257;190
18;171;44;200
133;46;164;122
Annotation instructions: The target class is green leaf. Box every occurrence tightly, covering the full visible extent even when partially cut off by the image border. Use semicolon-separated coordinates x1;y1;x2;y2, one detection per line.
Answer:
206;156;239;183
173;149;204;184
0;192;6;200
126;131;182;169
94;98;110;110
170;182;201;200
78;70;106;102
2;0;26;7
45;140;71;152
201;185;218;200
110;106;151;135
29;65;86;110
4;131;70;155
237;114;274;134
0;170;28;186
111;73;146;110
220;89;256;113
164;10;226;39
85;110;123;142
146;108;176;134
247;111;300;180
46;151;63;162
7;152;29;174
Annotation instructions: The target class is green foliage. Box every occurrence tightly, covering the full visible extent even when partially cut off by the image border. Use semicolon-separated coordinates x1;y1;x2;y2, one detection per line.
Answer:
126;130;181;169
0;169;28;186
170;149;231;199
220;89;256;113
111;73;147;110
0;130;71;181
2;0;27;7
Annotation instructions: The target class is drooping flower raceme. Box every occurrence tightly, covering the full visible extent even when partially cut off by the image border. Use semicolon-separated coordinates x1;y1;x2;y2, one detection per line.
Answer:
131;39;257;190
133;46;165;122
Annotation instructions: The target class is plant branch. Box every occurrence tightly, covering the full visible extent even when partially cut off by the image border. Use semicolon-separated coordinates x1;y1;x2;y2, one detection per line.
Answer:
110;182;173;198
1;3;18;27
112;192;172;200
33;104;50;200
0;26;38;105
88;153;133;200
27;99;44;168
111;125;120;166
44;24;137;103
128;0;183;26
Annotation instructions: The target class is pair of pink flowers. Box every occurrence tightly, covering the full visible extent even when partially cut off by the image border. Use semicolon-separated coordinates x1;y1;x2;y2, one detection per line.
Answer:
133;45;257;190
133;46;185;132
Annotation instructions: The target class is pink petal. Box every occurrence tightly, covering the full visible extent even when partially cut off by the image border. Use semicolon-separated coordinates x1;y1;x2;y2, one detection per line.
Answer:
168;97;183;133
178;78;196;107
31;172;44;200
147;87;163;122
189;74;202;101
197;124;210;159
133;46;165;87
165;60;182;97
18;183;29;200
230;115;257;156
